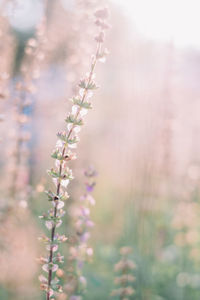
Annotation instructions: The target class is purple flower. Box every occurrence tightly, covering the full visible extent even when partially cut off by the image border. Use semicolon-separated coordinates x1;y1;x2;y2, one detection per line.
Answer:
86;182;96;192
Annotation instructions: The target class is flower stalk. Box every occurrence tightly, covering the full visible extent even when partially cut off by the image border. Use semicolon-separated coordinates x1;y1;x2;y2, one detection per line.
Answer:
66;166;97;300
111;247;136;300
39;7;110;300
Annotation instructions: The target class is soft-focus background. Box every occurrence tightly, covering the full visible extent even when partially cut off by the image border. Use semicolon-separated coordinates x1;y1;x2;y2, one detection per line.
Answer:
1;0;200;299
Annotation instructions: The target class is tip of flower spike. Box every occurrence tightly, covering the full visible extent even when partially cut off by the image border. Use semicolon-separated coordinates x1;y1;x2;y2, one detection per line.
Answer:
94;7;109;20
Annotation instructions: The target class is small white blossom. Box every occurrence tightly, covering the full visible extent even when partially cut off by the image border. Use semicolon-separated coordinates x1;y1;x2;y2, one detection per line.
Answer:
55;159;60;169
80;108;88;117
46;244;58;252
79;88;85;97
87;195;96;206
45;221;53;230
53;200;64;209
74;125;81;133
56;220;62;228
86;248;93;256
68;143;77;149
42;264;49;273
98;56;106;63
52;178;58;186
67;123;73;131
72;105;79;115
39;274;48;283
56;139;64;149
61;179;69;187
52;264;58;272
86;90;93;99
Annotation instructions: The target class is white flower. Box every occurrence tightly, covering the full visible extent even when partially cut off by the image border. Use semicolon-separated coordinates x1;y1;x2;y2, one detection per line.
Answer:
42;263;58;273
80;108;88;117
42;264;49;272
68;143;77;149
98;56;106;63
67;123;73;131
86;248;93;256
74;125;81;133
55;159;60;169
72;105;79;115
45;221;53;230
61;179;69;187
56;219;62;228
53;200;64;209
79;88;85;97
46;244;58;252
81;207;90;216
52;178;58;186
56;139;64;149
58;200;64;209
39;274;48;283
52;264;58;272
87;195;96;206
86;90;93;99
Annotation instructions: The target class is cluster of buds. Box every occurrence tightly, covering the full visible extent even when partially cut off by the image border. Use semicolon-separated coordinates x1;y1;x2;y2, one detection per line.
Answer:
39;7;109;300
65;167;97;300
111;247;136;300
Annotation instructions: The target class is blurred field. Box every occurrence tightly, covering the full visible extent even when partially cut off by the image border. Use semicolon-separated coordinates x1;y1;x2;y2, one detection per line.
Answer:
1;0;200;299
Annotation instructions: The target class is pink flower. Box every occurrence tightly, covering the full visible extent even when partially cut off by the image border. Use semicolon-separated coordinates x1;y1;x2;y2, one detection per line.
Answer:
86;248;93;256
42;264;49;273
87;195;96;206
95;31;105;43
56;220;62;228
45;221;53;230
94;7;109;20
46;244;58;252
39;275;48;283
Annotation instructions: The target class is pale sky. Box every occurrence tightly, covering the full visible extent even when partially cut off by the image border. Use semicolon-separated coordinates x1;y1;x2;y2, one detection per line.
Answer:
5;0;200;49
113;0;200;49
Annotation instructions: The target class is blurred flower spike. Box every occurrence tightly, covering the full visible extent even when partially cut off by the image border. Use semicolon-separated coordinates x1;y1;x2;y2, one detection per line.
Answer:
111;247;136;300
66;167;97;300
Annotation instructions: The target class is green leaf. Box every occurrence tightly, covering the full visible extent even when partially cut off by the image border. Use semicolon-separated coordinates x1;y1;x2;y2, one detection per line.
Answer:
72;97;92;109
47;168;60;178
79;79;98;90
51;150;63;160
87;81;98;90
65;114;83;126
67;136;79;145
57;132;67;143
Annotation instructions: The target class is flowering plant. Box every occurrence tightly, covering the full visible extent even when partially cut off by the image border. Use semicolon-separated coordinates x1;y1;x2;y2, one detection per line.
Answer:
38;7;109;300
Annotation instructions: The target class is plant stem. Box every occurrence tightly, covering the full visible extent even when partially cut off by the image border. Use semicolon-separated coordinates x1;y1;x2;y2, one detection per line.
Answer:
46;42;101;300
